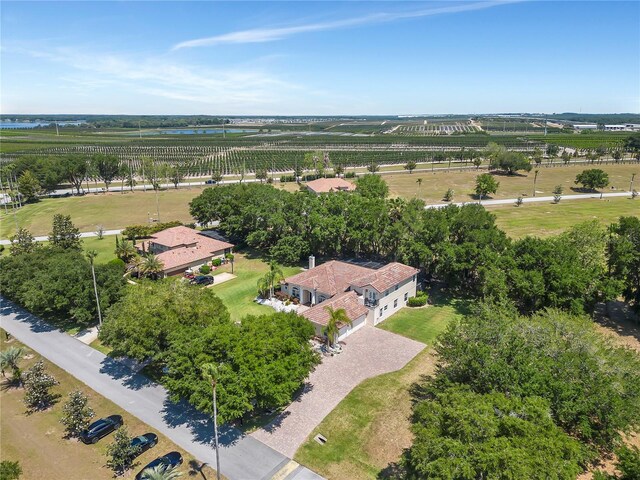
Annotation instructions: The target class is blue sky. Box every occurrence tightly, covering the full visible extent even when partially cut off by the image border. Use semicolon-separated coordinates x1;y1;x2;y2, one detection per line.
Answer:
1;1;639;115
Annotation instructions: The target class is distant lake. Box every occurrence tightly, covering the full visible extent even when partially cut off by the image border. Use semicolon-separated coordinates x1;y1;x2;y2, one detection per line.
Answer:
0;120;86;129
136;128;258;136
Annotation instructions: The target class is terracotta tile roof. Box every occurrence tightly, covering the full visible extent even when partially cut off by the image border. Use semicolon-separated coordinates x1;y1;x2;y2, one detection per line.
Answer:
283;261;373;296
150;226;233;252
350;262;418;293
147;226;233;272
156;246;216;271
306;178;356;194
302;291;368;326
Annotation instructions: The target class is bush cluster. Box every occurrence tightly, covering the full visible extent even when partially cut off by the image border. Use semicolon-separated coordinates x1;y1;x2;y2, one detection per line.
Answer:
122;220;182;240
407;291;428;307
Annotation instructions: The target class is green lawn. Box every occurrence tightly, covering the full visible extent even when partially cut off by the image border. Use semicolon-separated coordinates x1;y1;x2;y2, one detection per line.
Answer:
0;235;117;264
295;295;468;479
208;252;302;322
489;197;640;238
0;188;204;238
377;296;470;344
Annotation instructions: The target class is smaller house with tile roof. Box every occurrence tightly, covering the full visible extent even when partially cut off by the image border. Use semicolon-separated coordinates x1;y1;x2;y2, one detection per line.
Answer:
305;177;356;195
137;226;233;276
281;258;418;341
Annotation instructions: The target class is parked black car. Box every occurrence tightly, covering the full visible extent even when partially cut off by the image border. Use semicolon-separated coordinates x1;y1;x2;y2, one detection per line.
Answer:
190;275;214;286
80;415;123;444
204;179;217;184
130;433;158;459
135;452;183;480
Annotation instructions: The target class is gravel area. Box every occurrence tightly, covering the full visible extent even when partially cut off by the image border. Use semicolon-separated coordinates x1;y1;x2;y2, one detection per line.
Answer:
251;326;425;457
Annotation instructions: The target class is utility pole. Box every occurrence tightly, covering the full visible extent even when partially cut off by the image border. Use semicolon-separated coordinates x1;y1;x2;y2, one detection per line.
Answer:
630;173;636;195
87;250;103;328
533;169;539;197
202;364;222;480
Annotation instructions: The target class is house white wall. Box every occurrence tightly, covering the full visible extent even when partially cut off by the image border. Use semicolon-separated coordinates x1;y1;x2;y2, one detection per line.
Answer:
368;275;417;326
310;314;367;341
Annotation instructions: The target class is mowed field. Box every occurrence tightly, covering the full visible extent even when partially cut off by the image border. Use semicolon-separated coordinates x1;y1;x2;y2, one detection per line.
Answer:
385;164;639;204
0;188;204;238
0;332;219;480
489;197;639;238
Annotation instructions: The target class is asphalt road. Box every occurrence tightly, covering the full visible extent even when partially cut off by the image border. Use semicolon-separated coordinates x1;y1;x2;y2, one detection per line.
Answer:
0;297;323;480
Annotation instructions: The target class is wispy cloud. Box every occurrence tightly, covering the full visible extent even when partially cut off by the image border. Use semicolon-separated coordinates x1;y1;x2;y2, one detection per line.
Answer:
14;46;298;109
172;1;518;50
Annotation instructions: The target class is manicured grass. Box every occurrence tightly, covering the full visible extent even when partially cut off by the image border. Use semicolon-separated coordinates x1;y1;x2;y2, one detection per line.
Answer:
294;296;467;479
208;253;302;322
0;188;205;238
385;163;639;205
0;330;219;480
489;197;640;238
377;297;470;344
0;236;117;264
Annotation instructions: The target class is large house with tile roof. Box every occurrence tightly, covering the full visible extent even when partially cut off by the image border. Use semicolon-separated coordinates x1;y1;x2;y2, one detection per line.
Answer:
305;177;356;194
136;226;233;276
281;258;418;341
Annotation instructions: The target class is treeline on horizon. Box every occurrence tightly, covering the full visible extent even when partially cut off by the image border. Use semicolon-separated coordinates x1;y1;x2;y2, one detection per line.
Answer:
3;112;640;126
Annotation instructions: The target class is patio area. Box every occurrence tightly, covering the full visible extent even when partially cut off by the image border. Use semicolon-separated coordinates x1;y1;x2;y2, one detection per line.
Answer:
250;325;425;457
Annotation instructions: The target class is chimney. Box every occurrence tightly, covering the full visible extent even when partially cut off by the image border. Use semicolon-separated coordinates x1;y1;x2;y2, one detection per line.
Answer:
309;255;316;270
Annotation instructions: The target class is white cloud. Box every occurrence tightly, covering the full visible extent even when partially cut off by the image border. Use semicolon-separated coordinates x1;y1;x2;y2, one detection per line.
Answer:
172;1;518;50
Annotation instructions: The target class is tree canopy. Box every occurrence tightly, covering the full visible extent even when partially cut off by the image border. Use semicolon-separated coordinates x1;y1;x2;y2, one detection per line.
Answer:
575;169;610;191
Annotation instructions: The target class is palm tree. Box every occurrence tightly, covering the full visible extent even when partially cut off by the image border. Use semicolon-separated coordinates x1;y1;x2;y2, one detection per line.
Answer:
258;261;284;299
201;363;222;480
138;255;164;279
114;236;137;263
323;307;352;347
140;464;182;480
416;178;423;196
0;346;25;384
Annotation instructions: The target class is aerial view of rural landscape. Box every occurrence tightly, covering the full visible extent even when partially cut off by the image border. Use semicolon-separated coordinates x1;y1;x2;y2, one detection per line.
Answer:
1;1;639;479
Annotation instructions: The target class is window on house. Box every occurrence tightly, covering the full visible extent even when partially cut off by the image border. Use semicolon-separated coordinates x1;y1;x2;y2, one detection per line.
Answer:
394;299;398;308
384;305;388;311
379;309;383;317
404;292;408;301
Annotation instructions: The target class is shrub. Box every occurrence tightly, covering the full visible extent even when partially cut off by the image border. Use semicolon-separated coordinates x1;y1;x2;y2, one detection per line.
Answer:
199;265;211;274
60;390;95;438
122;221;182;240
211;258;222;267
280;175;296;183
0;461;22;480
344;171;357;178
23;361;58;412
106;427;139;474
443;188;454;202
408;292;428;307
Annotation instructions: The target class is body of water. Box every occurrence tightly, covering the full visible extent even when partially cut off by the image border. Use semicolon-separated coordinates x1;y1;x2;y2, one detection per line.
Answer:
136;128;258;136
0;120;86;129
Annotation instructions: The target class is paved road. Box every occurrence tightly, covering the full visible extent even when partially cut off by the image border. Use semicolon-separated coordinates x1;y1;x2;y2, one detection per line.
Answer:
425;191;634;208
0;229;122;245
0;298;323;480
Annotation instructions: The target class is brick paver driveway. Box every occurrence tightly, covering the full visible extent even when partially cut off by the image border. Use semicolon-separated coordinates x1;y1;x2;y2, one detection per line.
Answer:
251;326;425;457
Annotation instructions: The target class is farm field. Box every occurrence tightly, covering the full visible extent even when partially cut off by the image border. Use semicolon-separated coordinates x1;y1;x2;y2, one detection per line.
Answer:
385;163;639;204
489;196;640;238
294;296;468;479
0;331;218;480
0;188;203;238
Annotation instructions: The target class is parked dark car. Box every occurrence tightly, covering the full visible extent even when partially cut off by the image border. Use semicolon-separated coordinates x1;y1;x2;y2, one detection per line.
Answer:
130;433;158;459
80;415;123;444
135;452;183;480
190;275;214;286
204;179;217;184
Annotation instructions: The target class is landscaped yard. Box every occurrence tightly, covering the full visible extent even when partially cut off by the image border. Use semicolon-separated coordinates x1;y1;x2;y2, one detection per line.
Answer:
489;196;640;238
0;330;219;480
207;252;302;322
294;295;468;479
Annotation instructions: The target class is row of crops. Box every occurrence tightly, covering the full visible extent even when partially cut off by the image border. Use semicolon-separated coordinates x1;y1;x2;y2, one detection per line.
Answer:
395;123;480;135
